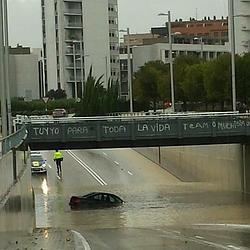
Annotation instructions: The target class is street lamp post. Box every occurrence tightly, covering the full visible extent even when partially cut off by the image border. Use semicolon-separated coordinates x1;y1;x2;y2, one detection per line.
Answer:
79;41;84;98
127;28;133;113
120;28;133;113
229;0;237;111
72;41;78;99
158;11;175;112
0;0;7;137
3;0;12;133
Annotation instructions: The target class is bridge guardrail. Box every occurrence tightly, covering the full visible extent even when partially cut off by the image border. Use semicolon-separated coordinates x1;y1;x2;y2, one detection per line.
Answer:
24;113;250;146
0;126;27;156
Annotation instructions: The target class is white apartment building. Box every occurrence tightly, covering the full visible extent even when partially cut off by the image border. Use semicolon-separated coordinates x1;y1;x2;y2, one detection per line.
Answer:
233;0;250;54
41;0;119;98
9;46;42;100
132;43;230;72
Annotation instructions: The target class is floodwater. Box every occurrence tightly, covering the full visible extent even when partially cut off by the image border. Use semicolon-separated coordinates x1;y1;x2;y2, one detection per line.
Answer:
32;149;250;249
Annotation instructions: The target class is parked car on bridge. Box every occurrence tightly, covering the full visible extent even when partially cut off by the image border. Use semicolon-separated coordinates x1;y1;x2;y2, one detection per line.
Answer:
52;108;68;118
69;192;124;209
30;152;47;174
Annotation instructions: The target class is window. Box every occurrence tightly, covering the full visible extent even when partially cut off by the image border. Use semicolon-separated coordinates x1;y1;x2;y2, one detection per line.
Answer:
109;195;116;203
93;194;102;201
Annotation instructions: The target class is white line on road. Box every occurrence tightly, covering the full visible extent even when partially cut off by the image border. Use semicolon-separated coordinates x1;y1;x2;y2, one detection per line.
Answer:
127;171;133;176
227;245;241;250
102;152;107;156
114;161;119;165
72;230;91;250
67;150;107;186
194;223;250;229
195;236;204;239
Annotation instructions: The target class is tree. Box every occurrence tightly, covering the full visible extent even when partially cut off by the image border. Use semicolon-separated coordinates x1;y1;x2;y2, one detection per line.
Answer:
203;54;231;110
236;53;250;104
102;78;119;114
133;61;168;111
46;88;67;99
181;63;206;103
80;66;105;116
174;55;202;102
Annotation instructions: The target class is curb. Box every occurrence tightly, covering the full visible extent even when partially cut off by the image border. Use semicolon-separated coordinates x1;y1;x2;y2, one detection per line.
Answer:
72;230;91;250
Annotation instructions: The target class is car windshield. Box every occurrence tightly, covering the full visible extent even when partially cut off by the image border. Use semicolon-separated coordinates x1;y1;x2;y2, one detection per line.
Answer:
31;155;44;162
54;109;65;112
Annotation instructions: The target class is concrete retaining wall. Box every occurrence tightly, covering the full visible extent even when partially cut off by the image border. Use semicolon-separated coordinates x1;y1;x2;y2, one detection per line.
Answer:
0;149;35;233
135;144;243;191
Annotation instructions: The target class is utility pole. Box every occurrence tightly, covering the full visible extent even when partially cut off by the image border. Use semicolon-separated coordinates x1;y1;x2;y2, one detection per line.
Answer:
72;41;78;99
0;0;8;137
126;28;133;113
229;0;237;111
168;11;175;112
158;11;175;112
3;0;12;133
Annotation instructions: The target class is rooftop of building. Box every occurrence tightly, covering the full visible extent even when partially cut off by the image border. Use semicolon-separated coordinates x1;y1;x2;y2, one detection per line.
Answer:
9;44;31;55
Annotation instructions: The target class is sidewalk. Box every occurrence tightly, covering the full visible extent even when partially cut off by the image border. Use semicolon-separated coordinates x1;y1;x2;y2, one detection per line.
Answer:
0;228;90;250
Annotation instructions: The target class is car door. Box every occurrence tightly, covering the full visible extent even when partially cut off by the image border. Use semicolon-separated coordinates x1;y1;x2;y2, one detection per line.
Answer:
88;194;103;208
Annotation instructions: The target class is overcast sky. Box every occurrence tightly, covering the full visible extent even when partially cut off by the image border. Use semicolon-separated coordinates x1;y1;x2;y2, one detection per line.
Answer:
7;0;228;48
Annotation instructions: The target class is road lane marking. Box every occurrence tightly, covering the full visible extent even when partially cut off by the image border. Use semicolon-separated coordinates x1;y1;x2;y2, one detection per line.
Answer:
127;171;133;176
67;150;107;186
160;229;230;249
194;223;250;229
102;152;107;156
114;161;119;165
72;230;91;250
227;245;241;250
195;236;204;239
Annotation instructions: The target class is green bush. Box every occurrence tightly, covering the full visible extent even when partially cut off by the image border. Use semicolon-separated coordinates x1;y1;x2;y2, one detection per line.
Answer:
10;98;78;115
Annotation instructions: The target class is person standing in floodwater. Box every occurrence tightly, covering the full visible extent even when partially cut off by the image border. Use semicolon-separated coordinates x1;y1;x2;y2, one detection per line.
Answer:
53;149;63;176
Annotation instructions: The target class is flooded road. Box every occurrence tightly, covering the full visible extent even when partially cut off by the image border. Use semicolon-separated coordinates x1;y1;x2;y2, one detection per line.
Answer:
32;149;250;249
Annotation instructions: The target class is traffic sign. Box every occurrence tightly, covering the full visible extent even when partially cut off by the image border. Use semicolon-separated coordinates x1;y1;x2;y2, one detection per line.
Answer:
42;97;49;103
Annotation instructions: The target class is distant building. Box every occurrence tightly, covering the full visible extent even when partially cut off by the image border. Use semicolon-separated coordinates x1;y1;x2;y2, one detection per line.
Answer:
119;17;230;99
152;16;228;45
41;0;119;98
232;1;250;54
9;45;42;100
132;43;230;73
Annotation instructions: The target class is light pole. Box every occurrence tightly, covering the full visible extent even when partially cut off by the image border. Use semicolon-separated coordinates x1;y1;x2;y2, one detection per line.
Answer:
229;0;237;111
120;28;133;113
72;41;78;99
3;0;11;133
158;11;175;112
194;37;204;59
0;0;7;136
79;41;84;98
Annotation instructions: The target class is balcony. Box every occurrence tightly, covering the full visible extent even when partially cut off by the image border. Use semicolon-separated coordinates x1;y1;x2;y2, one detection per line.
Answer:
65;22;82;29
66;62;82;69
242;24;250;31
67;77;82;82
64;0;82;2
64;8;82;15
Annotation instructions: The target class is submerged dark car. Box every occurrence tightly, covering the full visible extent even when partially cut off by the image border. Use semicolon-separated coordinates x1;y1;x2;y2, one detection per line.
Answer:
69;192;124;209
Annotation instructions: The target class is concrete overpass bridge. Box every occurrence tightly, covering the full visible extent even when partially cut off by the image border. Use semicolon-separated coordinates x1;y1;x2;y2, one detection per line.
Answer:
20;113;250;150
1;112;250;196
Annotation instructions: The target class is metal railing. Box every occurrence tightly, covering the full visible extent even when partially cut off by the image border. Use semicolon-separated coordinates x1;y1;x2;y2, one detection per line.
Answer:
0;126;27;156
